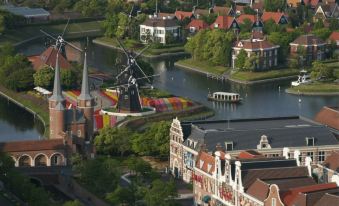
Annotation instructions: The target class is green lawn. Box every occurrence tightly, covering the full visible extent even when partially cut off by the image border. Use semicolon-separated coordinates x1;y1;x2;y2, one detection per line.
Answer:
287;82;339;93
0;21;103;45
231;69;300;81
176;58;229;75
94;37;185;56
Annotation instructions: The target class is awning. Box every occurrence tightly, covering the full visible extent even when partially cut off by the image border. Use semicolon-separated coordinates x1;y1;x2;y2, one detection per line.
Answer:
202;195;211;203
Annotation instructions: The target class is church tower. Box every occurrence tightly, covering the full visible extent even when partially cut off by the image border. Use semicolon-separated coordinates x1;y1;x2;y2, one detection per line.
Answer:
49;54;66;139
77;53;94;140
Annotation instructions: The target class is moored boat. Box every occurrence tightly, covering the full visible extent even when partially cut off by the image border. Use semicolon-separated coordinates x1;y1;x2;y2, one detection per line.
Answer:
207;92;242;103
291;70;312;86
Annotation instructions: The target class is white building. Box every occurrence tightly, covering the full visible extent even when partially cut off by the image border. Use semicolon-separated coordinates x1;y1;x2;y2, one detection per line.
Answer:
140;16;181;44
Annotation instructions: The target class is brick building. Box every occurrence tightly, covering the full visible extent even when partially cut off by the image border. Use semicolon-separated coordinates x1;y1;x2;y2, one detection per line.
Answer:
289;34;327;65
232;38;279;70
169;116;339;183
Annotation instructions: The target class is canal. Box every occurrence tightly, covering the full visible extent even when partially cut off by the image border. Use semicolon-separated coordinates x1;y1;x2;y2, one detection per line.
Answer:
2;38;336;140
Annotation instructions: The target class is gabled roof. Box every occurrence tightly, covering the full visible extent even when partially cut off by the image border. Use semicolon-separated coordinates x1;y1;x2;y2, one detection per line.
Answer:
282;183;338;206
264;177;316;192
187;19;209;30
158;12;175;19
329;31;339;42
195;151;215;175
141;17;179;28
30;46;72;70
290;34;326;45
237;14;256;24
316;3;339;18
314;106;339;130
210;16;238;30
261;12;287;24
175;10;194;21
194;9;210;17
212;6;233;16
234;39;279;50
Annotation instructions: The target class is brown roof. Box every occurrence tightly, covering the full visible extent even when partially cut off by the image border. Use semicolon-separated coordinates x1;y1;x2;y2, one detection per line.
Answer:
237;14;256;24
234;39;278;50
28;46;72;70
323;151;339;172
194;9;210;17
175;11;194;21
314;106;339;130
0;139;65;152
315;193;339;206
261;12;286;24
158;12;175;19
282;183;338;206
242;166;309;189
141;17;179;28
264;177;316;192
252;30;264;40
329;31;339;41
290;34;326;46
212;6;232;16
195;151;215;175
246;179;269;201
187;19;209;30
211;16;237;30
238;150;264;159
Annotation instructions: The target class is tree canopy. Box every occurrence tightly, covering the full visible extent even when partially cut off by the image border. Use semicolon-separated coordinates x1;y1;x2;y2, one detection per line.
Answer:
264;0;286;12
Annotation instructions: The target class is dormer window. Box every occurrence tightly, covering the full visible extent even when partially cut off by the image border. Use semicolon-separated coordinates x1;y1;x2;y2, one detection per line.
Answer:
306;137;314;146
225;141;233;151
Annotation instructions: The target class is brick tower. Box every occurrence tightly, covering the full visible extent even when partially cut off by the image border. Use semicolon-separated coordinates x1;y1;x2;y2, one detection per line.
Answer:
77;53;94;140
49;54;66;139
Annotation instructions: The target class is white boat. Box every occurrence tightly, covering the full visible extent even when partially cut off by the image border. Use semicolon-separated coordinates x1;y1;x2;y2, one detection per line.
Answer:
207;92;242;103
291;70;312;86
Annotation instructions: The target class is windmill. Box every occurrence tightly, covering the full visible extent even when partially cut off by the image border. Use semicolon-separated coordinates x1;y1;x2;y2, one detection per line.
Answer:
40;19;83;58
113;39;156;112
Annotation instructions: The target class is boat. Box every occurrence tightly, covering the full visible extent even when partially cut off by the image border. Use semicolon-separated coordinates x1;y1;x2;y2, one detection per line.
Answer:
291;70;312;86
207;92;242;103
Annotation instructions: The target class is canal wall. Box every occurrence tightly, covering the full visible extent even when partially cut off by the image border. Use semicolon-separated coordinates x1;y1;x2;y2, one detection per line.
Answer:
0;90;47;137
285;89;339;96
174;62;229;81
92;39;189;59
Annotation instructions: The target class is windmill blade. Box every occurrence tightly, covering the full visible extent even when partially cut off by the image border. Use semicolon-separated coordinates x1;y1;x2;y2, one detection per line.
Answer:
64;39;83;52
40;29;57;41
62;18;70;37
135;61;151;83
116;38;129;58
116;65;130;80
129;4;135;17
134;44;150;59
110;74;160;89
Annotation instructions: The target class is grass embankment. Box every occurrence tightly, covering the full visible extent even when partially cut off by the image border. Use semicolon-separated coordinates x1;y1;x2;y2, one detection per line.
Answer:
231;69;300;81
287;82;339;93
0;86;49;137
0;21;103;45
94;37;185;56
176;58;230;75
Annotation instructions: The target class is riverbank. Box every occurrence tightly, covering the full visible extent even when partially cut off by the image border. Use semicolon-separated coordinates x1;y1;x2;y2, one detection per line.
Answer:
286;82;339;96
0;20;103;46
175;59;230;76
0;86;49;137
93;37;188;59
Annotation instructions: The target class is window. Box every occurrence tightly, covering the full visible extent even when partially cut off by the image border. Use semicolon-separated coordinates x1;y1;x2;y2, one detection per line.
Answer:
272;198;276;206
318;151;325;162
306;137;314;146
307;152;314;161
77;130;81;137
225;142;233;151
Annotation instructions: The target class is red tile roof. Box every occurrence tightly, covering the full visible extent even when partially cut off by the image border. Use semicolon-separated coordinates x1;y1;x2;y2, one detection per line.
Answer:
175;10;193;21
158;12;175;19
195;151;215;175
211;16;237;30
187;19;209;31
261;12;286;24
237;14;256;24
238;150;264;159
234;39;278;50
0;139;66;152
329;31;339;42
212;6;233;16
282;183;338;206
246;179;270;201
28;46;72;70
314;106;339;130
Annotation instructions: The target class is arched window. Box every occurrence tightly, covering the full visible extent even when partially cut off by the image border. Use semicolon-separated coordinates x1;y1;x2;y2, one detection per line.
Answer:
35;154;47;167
50;153;64;166
19;155;31;167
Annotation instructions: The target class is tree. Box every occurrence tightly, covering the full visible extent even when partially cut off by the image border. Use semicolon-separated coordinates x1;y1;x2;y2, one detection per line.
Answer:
264;19;284;34
329;19;339;31
115;12;129;38
5;68;35;91
33;67;54;89
312;28;332;40
310;61;334;80
74;0;106;16
144;179;178;206
61;69;77;89
102;13;119;38
63;200;84;206
243;6;256;15
0;15;4;35
94;126;133;156
313;20;324;30
201;14;218;25
244;54;259;71
235;49;247;70
264;0;286;12
240;18;253;33
268;31;300;64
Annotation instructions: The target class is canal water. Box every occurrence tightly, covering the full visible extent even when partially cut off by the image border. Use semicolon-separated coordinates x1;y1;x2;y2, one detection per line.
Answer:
5;38;337;140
